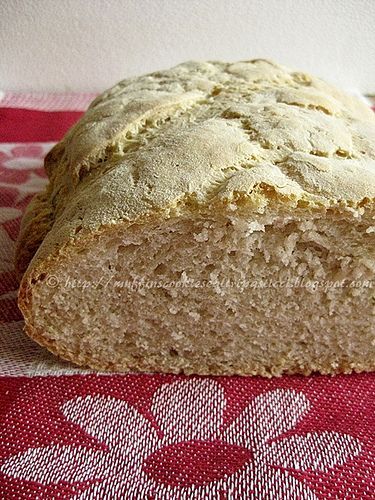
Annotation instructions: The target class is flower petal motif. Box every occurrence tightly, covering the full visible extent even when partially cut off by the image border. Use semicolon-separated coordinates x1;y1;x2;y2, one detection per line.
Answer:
0;207;22;224
62;395;159;469
151;379;225;444
222;389;310;450
72;470;154;500
4;157;44;170
256;466;318;500
10;145;44;160
153;480;228;500
0;445;106;484
0;172;47;203
0;143;47;184
0;227;16;273
221;462;319;500
0;384;364;499
263;431;362;472
0;151;9;163
0;289;17;301
213;462;257;499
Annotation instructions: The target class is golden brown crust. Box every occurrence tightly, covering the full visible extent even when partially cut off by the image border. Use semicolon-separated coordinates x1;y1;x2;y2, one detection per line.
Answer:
16;60;375;279
15;59;375;375
15;190;54;277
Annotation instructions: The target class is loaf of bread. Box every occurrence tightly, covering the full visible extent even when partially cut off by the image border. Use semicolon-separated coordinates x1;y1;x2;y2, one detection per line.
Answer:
16;60;375;376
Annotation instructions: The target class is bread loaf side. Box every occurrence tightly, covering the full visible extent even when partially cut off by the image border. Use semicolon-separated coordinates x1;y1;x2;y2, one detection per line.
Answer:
16;60;375;375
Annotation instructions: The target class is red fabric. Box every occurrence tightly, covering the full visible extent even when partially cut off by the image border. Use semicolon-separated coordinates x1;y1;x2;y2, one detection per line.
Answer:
0;95;374;499
0;374;374;499
0;108;83;142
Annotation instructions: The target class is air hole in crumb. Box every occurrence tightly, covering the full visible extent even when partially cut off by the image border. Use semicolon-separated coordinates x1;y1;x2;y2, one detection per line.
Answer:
74;225;83;235
297;200;310;208
97;155;108;164
336;149;351;158
229;250;237;256
169;348;179;357
211;86;222;96
155;263;168;275
78;166;89;181
309;150;328;157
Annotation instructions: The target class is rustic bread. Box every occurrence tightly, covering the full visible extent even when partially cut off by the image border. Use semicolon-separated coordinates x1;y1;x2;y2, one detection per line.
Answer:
16;60;375;376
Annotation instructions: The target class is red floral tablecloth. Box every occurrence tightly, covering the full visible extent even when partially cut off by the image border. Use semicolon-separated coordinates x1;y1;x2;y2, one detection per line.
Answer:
0;93;374;499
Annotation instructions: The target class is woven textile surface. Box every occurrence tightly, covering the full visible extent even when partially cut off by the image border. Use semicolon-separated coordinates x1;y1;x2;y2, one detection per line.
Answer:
0;93;374;499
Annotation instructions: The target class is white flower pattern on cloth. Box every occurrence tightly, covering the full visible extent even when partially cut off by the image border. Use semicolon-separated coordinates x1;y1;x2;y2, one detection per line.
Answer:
0;380;362;499
0;143;49;203
0;144;46;174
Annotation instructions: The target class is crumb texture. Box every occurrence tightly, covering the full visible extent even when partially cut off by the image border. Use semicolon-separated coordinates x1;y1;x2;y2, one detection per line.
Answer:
16;59;375;376
27;212;375;376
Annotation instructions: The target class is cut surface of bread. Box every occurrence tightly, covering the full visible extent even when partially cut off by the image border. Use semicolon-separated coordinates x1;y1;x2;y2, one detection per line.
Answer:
16;60;375;375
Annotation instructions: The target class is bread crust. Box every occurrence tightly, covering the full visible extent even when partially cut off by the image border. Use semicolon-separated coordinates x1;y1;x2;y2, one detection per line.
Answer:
15;60;375;374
